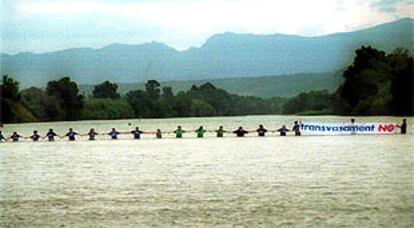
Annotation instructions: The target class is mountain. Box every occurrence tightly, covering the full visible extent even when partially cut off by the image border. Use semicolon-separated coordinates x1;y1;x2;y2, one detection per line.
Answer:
1;18;413;87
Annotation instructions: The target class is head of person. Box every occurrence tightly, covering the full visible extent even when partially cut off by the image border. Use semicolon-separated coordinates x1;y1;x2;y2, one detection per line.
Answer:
135;127;139;131
199;126;203;130
69;128;73;132
282;125;286;128
13;131;17;135
157;129;161;132
219;125;223;129
49;128;53;132
33;130;38;134
238;126;243;130
259;124;263;128
178;126;181;129
351;118;355;123
112;128;116;131
90;128;95;132
403;119;407;123
294;121;298;124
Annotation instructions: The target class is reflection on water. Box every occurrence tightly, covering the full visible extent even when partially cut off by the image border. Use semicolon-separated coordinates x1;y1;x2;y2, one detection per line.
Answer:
1;116;413;227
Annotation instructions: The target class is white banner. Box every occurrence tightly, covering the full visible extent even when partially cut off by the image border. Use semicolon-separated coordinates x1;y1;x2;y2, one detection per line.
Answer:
300;123;397;135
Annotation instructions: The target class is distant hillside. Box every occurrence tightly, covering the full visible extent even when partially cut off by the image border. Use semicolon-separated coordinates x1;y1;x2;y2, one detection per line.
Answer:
1;18;413;87
79;71;344;98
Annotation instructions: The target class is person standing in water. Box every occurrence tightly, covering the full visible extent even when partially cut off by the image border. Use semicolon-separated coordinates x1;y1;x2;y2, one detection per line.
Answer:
292;121;301;136
108;128;120;139
0;131;6;142
45;129;59;141
195;126;206;138
130;127;144;139
397;119;407;134
30;130;41;141
156;129;162;139
256;124;267;137
174;126;185;138
86;128;98;140
277;125;289;136
9;132;22;142
65;128;78;141
215;126;226;137
233;126;248;137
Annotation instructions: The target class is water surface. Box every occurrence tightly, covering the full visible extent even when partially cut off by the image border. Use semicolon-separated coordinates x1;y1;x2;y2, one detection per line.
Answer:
1;116;413;227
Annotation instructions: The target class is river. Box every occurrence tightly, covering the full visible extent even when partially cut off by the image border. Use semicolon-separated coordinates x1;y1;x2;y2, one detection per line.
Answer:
0;115;413;227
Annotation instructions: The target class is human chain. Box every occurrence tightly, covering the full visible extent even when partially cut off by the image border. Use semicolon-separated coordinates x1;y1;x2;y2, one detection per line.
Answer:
0;122;303;142
0;119;408;142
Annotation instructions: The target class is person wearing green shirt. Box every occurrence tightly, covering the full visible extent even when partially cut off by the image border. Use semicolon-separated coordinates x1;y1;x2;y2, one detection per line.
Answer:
174;126;186;138
215;125;227;137
195;126;206;138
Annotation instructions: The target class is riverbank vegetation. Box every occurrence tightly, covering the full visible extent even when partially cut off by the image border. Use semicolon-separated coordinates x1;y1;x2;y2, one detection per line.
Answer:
1;46;412;123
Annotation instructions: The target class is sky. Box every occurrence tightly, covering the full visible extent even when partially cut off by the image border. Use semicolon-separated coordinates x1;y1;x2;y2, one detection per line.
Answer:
1;0;413;54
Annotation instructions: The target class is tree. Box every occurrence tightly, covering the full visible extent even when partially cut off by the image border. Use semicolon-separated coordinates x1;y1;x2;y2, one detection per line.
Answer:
145;80;161;100
125;90;152;118
1;75;20;102
389;49;414;115
20;87;65;121
92;80;121;99
46;77;84;120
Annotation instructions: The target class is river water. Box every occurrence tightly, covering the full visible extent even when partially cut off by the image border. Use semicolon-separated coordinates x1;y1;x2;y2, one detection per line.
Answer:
0;115;413;227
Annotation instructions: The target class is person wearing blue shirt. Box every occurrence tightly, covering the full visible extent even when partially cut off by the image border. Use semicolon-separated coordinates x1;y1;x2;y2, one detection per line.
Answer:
277;125;290;136
256;124;267;137
108;128;120;139
30;130;41;141
87;128;98;140
45;129;58;141
65;128;78;141
130;127;144;139
10;132;21;142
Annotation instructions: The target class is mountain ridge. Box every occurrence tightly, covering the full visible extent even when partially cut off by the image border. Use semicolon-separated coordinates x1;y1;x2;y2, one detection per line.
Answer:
1;18;412;87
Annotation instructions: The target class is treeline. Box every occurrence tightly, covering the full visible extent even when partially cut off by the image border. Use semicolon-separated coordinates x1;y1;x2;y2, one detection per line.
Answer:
0;77;288;123
1;46;412;123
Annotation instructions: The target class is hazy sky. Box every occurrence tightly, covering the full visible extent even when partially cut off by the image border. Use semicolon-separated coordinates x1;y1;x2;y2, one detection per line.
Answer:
1;0;413;54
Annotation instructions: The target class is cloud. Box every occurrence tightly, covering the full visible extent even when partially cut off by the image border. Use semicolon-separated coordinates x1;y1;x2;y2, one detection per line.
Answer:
371;0;412;12
1;0;413;54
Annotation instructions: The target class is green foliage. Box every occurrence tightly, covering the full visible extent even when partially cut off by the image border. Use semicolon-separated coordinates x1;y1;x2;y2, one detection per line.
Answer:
1;75;20;102
80;98;135;120
337;46;413;115
47;77;84;120
0;98;36;123
283;90;334;114
20;87;65;121
92;80;120;99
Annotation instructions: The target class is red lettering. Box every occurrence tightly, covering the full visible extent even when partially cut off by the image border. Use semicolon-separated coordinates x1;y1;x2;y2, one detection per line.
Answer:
378;124;395;133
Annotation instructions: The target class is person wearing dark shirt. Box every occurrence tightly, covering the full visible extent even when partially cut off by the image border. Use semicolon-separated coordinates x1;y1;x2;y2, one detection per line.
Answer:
30;130;41;141
397;119;407;134
130;127;144;139
45;129;58;141
65;128;78;141
256;124;267;137
108;128;120;139
277;125;289;136
195;126;206;138
87;128;98;140
0;131;5;142
292;121;301;136
10;132;21;142
233;126;248;137
156;129;162;139
215;126;226;137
